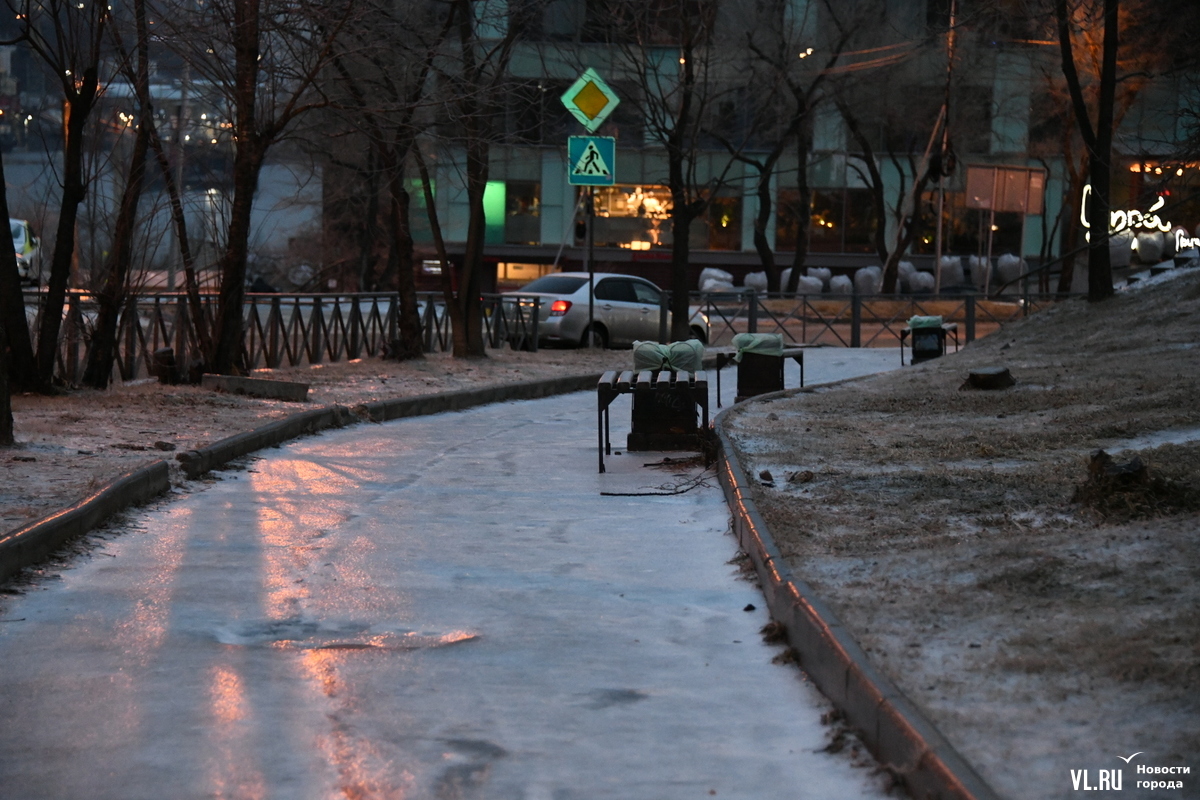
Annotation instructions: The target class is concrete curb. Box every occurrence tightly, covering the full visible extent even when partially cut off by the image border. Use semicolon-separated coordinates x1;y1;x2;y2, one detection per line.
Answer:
0;461;170;585
713;394;1002;800
356;373;604;422
175;405;358;479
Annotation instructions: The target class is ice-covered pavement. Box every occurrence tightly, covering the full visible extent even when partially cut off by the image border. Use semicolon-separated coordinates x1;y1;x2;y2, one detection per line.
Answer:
0;349;899;799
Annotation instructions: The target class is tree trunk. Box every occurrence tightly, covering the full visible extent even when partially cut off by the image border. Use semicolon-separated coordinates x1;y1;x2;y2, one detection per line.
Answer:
83;0;153;389
35;69;99;386
146;120;211;365
787;123;814;295
1057;0;1117;302
751;154;778;293
0;319;12;446
211;0;263;375
0;150;37;391
457;136;488;357
358;149;384;292
211;142;266;374
386;169;424;360
669;197;694;342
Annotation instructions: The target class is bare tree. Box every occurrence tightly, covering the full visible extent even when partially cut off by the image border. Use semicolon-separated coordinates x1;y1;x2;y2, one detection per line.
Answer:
0;148;38;392
0;318;11;445
426;0;521;357
159;0;353;374
14;0;109;386
325;0;455;359
81;0;152;388
592;0;737;340
1022;0;1194;294
1055;0;1118;301
736;0;849;293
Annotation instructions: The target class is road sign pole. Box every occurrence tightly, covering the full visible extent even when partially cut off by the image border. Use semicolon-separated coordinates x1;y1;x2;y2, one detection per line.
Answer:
587;187;595;349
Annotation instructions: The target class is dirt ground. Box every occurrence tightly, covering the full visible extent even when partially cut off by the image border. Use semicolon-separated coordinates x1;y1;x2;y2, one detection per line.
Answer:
723;268;1200;799
1;348;617;531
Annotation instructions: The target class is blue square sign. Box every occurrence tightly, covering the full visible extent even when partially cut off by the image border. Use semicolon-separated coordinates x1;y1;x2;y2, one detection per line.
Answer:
568;136;616;186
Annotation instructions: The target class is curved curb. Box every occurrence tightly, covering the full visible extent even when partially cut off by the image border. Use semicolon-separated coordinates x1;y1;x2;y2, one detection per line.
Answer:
0;461;170;585
713;396;1002;800
176;404;358;479
357;373;603;422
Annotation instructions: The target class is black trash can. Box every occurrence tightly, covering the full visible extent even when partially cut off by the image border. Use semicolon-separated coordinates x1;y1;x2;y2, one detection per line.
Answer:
909;326;948;363
627;386;699;451
736;351;785;401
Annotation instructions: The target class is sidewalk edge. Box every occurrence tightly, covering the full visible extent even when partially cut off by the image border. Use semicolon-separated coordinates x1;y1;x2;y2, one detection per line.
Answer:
0;461;169;585
713;405;1003;800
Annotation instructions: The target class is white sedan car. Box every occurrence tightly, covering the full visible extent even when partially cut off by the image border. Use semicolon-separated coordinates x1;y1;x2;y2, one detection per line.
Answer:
11;219;41;286
503;272;708;349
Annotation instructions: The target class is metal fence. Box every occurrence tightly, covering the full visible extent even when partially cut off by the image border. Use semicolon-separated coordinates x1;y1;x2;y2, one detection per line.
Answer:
691;289;1060;348
24;290;543;385
24;286;1063;386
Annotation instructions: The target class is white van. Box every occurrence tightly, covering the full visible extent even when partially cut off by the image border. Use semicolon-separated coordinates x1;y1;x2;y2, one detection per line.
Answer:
11;219;41;285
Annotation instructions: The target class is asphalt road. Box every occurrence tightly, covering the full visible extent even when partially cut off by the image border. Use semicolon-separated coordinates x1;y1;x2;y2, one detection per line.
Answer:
0;350;899;799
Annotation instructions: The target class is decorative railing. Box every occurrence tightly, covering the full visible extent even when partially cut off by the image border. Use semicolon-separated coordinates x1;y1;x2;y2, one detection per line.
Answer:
22;285;1062;386
24;291;543;385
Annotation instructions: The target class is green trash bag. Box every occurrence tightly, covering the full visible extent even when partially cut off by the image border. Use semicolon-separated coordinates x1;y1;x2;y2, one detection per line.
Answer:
632;339;704;372
908;315;944;329
730;333;783;362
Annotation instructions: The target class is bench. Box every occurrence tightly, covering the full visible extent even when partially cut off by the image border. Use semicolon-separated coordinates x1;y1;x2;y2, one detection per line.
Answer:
596;370;709;473
713;346;806;407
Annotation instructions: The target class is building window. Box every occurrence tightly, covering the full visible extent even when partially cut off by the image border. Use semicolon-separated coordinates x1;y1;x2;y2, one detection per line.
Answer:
590;184;673;249
809;189;845;252
805;188;877;253
506;181;541;245
706;195;742;250
775;189;809;251
583;0;716;45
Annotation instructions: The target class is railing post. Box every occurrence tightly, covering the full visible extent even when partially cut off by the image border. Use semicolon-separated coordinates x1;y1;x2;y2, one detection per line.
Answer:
659;291;669;343
266;296;279;367
966;295;976;344
851;286;862;348
310;296;324;364
422;299;435;353
747;289;758;334
175;294;189;380
123;295;138;380
65;293;80;385
530;297;539;352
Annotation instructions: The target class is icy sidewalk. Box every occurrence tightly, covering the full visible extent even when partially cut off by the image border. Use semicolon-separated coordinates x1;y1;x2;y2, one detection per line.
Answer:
0;349;899;800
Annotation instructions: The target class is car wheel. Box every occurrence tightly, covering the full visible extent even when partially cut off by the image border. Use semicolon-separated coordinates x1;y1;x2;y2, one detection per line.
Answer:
689;325;707;344
580;325;608;349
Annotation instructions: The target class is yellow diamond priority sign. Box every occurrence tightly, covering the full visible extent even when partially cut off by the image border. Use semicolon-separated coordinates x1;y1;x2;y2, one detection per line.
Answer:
561;68;620;133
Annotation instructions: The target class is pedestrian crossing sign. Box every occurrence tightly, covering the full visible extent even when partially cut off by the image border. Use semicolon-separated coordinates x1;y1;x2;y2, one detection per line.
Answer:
568;136;616;186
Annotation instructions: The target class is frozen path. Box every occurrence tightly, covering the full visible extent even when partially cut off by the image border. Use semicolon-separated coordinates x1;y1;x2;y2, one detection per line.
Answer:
0;349;899;800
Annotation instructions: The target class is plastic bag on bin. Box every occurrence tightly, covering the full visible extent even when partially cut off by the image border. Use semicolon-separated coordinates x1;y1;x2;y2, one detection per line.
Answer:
632;339;704;372
908;315;943;329
730;333;783;362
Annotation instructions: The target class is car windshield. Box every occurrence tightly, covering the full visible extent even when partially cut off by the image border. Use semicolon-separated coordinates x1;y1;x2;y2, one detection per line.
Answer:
10;221;23;244
517;275;588;294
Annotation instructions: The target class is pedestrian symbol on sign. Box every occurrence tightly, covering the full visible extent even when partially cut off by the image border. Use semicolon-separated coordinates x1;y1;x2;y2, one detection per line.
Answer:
573;141;610;177
567;136;616;186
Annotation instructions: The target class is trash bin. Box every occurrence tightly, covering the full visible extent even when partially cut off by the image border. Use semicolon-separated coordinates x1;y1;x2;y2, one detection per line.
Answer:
731;333;784;401
907;316;947;364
